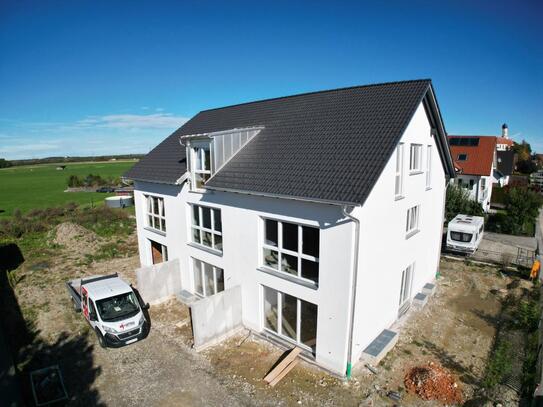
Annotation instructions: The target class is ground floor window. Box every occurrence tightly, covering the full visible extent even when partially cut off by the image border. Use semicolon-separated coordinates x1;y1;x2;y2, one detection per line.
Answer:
262;286;318;352
150;240;168;264
192;258;224;297
399;263;414;315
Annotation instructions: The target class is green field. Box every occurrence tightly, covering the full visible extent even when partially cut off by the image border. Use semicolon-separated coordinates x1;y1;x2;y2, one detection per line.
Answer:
0;161;136;218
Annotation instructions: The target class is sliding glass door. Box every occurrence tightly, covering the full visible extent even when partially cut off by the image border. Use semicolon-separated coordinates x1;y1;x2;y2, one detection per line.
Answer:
263;286;318;352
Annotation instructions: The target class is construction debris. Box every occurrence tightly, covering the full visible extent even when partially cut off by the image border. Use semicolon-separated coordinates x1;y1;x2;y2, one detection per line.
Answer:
263;347;301;387
404;362;462;405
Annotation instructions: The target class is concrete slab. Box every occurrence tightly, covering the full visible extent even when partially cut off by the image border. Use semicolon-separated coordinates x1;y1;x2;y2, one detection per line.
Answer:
360;329;398;366
412;292;428;308
422;283;436;296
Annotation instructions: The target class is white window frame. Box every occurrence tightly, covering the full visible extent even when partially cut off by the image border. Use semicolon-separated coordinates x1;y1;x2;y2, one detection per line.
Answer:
399;263;414;313
149;239;168;264
261;218;319;285
262;286;318;353
190;204;222;253
395;143;404;198
405;205;420;237
145;195;166;233
409;144;423;173
426;145;432;189
189;139;212;191
192;257;224;297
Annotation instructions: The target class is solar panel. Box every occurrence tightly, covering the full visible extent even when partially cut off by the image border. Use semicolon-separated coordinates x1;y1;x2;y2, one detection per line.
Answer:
449;137;480;146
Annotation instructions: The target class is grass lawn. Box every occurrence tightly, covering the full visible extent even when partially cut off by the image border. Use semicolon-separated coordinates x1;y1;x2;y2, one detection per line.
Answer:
0;161;136;218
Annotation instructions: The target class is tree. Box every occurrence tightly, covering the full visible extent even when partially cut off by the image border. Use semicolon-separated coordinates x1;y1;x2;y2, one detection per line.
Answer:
502;187;543;235
0;158;13;168
517;159;537;175
445;184;484;222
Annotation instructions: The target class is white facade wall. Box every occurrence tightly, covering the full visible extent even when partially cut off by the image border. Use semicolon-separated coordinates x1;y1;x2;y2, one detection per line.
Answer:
134;180;355;374
350;103;447;363
454;174;493;211
133;101;450;375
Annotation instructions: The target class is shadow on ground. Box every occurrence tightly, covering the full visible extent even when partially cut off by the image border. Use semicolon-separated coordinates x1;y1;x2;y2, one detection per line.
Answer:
1;243;104;406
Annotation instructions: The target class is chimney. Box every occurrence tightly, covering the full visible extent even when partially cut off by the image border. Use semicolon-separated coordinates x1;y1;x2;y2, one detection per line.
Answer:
502;123;508;138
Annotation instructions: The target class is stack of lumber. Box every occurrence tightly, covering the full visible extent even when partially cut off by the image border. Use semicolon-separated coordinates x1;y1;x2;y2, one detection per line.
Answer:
263;347;301;387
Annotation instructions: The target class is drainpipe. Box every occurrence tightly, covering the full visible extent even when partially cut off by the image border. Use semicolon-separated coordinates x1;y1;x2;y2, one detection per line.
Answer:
342;205;361;379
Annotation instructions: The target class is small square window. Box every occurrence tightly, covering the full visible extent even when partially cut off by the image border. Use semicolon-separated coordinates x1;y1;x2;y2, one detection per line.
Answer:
457;153;468;161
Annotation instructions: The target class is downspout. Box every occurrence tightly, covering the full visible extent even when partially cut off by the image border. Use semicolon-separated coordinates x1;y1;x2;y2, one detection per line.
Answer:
342;205;361;379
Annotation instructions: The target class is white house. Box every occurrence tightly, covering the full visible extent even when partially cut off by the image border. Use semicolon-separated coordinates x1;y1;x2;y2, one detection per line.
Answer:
125;80;456;377
448;135;497;211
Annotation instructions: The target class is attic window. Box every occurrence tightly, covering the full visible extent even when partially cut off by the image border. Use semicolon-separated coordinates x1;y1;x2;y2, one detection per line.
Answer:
457;154;468;161
189;139;212;190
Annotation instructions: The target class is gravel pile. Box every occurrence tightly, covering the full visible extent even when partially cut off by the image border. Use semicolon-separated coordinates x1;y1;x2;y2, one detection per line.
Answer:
404;361;463;405
53;222;101;255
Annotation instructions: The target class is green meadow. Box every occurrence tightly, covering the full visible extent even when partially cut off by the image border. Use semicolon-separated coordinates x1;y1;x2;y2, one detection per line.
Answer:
0;161;136;218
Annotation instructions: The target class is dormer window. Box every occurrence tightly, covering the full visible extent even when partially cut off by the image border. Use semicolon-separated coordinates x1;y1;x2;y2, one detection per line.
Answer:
190;139;212;190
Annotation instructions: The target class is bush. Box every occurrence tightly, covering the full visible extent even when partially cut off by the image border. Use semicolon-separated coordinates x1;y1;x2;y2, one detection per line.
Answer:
67;175;83;187
483;340;512;388
503;187;543;235
445;184;484;222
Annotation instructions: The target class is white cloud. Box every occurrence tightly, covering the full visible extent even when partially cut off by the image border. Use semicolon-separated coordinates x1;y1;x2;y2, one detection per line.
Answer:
75;113;188;130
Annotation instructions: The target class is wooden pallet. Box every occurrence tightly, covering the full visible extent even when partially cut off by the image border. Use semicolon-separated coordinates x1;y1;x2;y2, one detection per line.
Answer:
263;347;301;387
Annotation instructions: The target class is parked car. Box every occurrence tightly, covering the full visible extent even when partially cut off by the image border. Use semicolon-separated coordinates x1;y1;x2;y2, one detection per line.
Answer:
446;214;484;254
96;186;115;193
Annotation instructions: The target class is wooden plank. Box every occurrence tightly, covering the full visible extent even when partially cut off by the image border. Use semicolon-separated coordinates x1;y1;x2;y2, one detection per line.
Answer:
263;347;302;384
269;358;299;387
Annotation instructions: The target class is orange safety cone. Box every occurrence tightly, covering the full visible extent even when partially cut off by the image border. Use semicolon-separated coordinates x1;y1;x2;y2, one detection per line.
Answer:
530;259;540;280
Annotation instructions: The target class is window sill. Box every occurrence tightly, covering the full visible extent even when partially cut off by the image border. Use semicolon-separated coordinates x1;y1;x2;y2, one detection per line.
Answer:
405;229;420;240
257;267;318;290
187;242;223;257
144;227;166;237
394;195;405;201
409;171;423;176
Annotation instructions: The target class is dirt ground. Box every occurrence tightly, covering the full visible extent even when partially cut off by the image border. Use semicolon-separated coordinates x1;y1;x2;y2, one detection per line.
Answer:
7;223;534;406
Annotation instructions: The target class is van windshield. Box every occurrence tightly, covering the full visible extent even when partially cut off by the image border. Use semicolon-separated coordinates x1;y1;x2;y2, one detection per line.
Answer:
96;292;140;322
450;231;473;243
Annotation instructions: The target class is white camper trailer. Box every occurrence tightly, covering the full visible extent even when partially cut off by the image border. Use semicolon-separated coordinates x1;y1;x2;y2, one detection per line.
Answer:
446;214;484;254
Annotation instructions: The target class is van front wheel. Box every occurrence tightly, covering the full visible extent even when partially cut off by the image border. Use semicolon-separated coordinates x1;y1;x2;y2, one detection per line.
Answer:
95;329;107;349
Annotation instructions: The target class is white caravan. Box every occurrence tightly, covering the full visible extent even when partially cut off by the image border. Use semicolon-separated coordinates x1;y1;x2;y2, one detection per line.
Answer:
446;214;484;254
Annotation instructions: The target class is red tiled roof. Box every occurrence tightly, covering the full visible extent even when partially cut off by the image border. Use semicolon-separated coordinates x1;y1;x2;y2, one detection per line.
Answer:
448;135;496;176
496;137;514;146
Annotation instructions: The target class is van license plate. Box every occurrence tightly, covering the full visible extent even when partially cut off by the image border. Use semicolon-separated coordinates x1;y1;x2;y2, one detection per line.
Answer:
125;338;138;344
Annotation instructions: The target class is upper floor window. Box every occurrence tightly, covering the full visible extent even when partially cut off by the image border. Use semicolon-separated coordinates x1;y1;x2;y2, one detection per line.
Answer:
262;219;319;285
426;145;432;189
190;140;212;190
146;195;166;232
406;205;420;237
395;143;404;198
191;204;223;252
409;144;422;173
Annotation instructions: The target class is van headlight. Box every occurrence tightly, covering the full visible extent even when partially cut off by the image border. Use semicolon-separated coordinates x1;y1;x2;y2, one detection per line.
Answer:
103;326;119;334
138;315;146;326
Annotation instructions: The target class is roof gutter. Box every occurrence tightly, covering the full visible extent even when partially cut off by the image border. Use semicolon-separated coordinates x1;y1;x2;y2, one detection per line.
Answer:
342;205;361;379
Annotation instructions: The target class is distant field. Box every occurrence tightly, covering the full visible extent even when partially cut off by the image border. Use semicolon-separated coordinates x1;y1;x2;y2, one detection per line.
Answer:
0;161;136;218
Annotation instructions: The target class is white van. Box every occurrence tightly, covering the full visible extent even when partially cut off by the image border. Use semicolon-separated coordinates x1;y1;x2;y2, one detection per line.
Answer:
446;214;484;254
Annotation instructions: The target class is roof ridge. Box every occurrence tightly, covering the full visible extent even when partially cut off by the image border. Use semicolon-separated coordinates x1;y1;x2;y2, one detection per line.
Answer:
199;79;432;113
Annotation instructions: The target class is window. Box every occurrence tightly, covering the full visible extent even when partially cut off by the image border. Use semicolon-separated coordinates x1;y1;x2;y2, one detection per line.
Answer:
150;240;168;264
262;219;319;285
409;144;422;172
450;232;473;243
146;195;166;232
480;178;486;191
399;263;414;314
190;140;212;190
395;143;404;197
263;286;318;352
405;205;420;236
469;180;474;188
191;204;222;252
426;145;432;188
192;258;224;297
457;153;468;161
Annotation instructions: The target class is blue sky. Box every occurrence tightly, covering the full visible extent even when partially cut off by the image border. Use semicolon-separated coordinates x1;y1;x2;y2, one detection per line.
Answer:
0;0;541;159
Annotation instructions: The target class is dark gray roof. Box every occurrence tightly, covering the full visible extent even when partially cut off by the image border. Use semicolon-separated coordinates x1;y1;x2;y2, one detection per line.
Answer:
125;79;455;205
497;150;514;176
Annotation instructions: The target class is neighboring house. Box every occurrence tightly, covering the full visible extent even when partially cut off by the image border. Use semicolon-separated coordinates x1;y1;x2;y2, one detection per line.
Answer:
530;170;543;189
124;79;456;377
448;135;497;211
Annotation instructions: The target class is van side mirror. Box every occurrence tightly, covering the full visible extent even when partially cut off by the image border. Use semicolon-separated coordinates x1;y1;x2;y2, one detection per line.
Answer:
143;303;150;311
